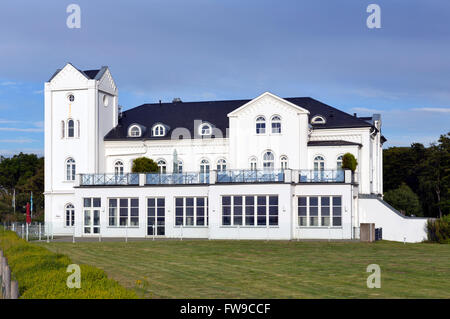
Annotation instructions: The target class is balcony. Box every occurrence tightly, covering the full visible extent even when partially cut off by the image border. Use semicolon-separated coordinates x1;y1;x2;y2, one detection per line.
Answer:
216;169;284;183
80;173;139;186
145;172;209;185
296;170;345;183
77;169;350;187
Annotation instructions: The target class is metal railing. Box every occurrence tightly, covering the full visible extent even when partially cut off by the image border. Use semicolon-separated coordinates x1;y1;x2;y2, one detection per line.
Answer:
216;169;285;183
297;169;345;183
80;173;139;186
145;172;209;185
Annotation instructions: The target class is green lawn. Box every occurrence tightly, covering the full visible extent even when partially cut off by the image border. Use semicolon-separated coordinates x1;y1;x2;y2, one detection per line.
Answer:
37;240;450;299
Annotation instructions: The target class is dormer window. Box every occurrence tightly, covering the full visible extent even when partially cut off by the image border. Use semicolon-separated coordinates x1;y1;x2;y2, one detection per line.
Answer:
199;123;212;136
152;124;165;137
311;115;326;124
68;94;75;102
128;125;142;137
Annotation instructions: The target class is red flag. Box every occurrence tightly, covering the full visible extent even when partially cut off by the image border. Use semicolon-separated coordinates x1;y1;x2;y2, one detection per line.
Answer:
26;202;31;224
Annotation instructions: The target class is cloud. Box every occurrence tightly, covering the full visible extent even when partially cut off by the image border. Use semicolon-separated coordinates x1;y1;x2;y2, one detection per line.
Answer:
351;107;384;114
0;119;21;124
0;127;44;132
0;138;35;144
411;107;450;113
0;81;18;86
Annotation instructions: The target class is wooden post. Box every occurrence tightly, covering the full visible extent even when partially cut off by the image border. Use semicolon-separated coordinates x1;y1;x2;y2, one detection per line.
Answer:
11;280;19;299
4;265;11;299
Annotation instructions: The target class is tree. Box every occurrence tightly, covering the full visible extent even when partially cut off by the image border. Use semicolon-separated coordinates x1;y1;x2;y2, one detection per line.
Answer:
341;153;358;171
131;157;159;173
384;183;422;216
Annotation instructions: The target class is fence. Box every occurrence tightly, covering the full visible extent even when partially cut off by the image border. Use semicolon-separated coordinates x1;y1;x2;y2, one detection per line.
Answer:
1;222;54;242
0;250;19;299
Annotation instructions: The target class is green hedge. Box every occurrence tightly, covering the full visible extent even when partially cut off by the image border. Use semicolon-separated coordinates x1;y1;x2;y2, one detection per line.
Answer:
427;215;450;244
0;230;137;298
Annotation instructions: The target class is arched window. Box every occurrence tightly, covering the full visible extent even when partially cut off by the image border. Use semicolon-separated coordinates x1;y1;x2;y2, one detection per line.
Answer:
217;159;227;171
199;123;212;136
314;156;325;171
263;151;274;170
61;121;65;138
249;157;257;170
337;155;343;170
114;161;124;176
129;125;141;137
65;203;75;227
157;159;167;174
67;119;74;137
311;115;326;124
280;156;288;169
256;116;266;134
271;115;281;134
66;158;76;181
152;124;165;137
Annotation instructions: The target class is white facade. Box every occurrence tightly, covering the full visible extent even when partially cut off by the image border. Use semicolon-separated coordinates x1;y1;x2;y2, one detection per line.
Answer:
44;63;428;242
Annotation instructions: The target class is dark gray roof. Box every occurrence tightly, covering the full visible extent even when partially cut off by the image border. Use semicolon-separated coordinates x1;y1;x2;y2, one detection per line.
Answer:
48;64;107;82
104;97;373;141
307;140;362;147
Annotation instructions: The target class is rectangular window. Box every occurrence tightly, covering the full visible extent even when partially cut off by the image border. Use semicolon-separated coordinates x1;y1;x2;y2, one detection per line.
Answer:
108;198;139;227
221;195;278;227
245;196;255;226
174;197;208;227
309;196;319;226
333;196;342;226
297;196;342;227
83;197;101;234
298;197;307;226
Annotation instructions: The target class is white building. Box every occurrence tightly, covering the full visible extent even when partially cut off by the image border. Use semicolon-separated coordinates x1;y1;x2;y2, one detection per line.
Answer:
44;63;428;242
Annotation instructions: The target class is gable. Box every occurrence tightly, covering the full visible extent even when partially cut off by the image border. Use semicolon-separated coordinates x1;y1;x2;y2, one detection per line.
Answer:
47;63;91;89
97;68;117;95
227;92;310;118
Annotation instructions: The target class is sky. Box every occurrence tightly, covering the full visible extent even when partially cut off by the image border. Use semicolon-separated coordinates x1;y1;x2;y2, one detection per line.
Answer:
0;0;449;156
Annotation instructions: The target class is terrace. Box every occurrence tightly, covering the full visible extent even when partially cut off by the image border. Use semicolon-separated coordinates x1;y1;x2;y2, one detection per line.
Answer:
77;169;352;187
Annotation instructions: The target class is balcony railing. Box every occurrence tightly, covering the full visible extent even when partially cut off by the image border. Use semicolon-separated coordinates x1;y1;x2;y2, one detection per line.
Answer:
80;173;139;186
145;172;209;185
297;169;345;183
78;169;348;186
216;169;284;183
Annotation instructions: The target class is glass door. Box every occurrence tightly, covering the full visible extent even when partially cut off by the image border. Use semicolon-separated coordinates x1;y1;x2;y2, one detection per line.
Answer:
147;198;165;236
83;198;101;235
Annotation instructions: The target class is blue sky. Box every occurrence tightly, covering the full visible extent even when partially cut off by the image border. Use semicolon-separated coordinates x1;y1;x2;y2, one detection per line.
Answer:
0;0;449;156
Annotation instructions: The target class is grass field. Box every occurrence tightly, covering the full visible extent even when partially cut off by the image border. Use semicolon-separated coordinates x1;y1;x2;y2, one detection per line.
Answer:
37;240;450;299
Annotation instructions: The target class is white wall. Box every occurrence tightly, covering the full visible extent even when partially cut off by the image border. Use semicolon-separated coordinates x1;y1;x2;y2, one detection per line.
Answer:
359;197;428;243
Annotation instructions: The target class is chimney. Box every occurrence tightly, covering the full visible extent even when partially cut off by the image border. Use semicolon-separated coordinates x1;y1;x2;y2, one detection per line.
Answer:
353;113;357;117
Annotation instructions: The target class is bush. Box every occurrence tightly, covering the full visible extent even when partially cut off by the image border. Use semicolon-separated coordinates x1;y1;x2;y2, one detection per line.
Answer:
427;215;450;244
131;157;159;173
384;183;422;216
0;229;137;298
341;153;358;172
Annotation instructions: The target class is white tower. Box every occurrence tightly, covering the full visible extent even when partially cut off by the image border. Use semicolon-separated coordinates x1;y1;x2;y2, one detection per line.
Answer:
44;63;118;232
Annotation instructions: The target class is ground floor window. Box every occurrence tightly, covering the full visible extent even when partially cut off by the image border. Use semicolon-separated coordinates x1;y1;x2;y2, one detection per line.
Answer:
298;196;342;227
108;198;139;227
175;197;208;226
147;197;165;236
83;198;101;234
222;195;278;227
65;203;75;227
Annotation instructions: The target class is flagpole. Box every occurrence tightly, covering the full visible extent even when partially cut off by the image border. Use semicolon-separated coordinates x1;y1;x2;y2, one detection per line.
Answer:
12;188;15;213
